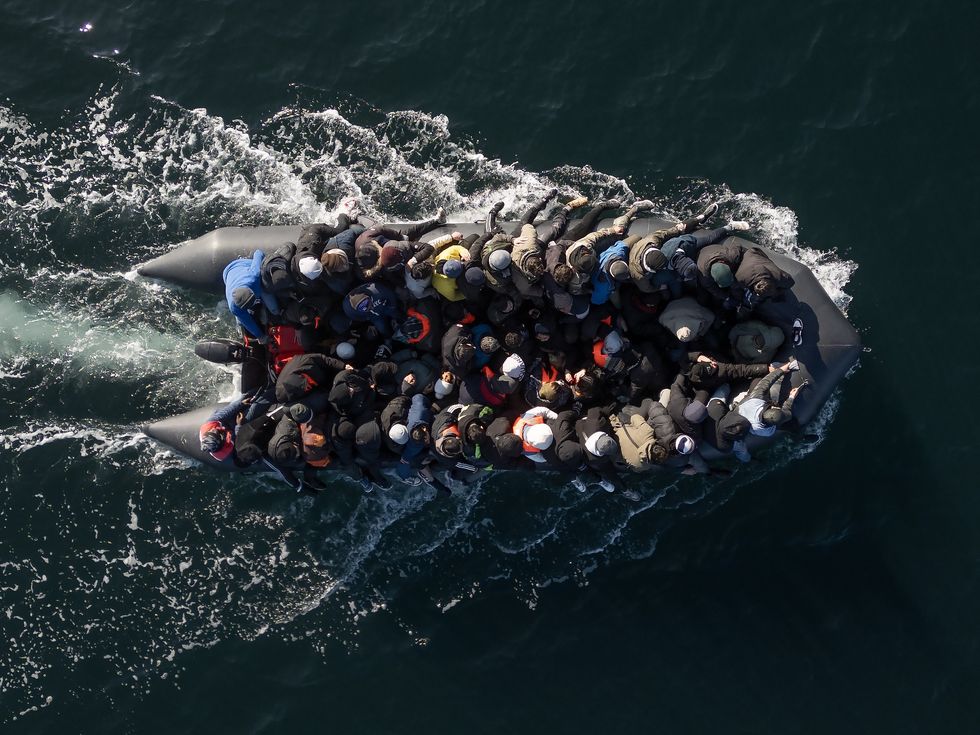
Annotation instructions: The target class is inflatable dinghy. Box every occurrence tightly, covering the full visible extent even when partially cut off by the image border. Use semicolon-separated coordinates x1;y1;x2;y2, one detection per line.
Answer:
138;217;860;473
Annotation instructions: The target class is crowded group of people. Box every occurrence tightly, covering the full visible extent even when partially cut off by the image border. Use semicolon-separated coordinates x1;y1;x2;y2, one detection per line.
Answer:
201;192;807;495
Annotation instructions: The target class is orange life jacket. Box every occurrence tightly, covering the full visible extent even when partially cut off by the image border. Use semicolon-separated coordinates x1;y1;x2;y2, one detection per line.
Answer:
512;414;545;453
405;306;431;344
592;340;608;368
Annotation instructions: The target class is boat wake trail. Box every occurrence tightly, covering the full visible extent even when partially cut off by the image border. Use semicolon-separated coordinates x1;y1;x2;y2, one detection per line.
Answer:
0;79;857;714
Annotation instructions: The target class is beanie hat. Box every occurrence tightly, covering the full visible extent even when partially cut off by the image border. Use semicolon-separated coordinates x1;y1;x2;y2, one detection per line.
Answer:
568;247;597;274
434;378;454;398
524;423;554;451
289;404;313;423
379;245;402;268
501;353;526;380
479;335;500;355
335;341;356;360
464;267;486;286
336;419;357;442
496;433;523;458
642;248;667;272
388;423;410;445
355;243;379;269
348;291;371;313
320;248;350;273
298;256;323;280
231;287;256;310
682;400;708;424
762;407;787;426
488;249;512;271
329;383;352;408
603;330;623;355
442;258;464;279
200;429;225;453
595;433;619;457
676;326;694;342
608;259;630;282
675;435;695;455
709;262;734;288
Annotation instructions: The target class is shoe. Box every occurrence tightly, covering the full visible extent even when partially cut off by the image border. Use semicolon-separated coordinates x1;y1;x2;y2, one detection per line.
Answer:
570;477;587;493
598;480;616;493
339;197;361;220
436;207;447;224
402;474;422;487
631;199;654;211
565;196;588;209
696;201;719;222
621;489;641;502
600;199;621;209
792;317;804;346
546;187;559;199
358;477;373;493
727;220;750;231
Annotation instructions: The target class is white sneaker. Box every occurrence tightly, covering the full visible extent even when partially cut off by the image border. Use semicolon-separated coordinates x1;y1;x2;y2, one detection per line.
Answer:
727;220;750;231
632;199;654;211
696;201;719;222
339;197;361;219
570;477;588;493
436;206;447;224
598;480;616;493
792;318;804;347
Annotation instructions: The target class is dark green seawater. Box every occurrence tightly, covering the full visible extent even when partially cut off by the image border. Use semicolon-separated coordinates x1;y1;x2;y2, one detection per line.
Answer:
1;1;979;732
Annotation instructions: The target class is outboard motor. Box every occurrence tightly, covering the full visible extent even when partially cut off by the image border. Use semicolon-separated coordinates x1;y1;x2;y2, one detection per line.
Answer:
194;339;252;364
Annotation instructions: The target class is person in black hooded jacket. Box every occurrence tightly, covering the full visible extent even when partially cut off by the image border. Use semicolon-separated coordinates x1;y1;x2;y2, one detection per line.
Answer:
538;409;583;472
275;353;348;403
575;405;626;492
685;354;771;391
327;369;376;420
441;323;477;375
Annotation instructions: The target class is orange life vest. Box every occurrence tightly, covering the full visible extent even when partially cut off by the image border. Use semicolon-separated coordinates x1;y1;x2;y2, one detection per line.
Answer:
539;363;559;384
512;414;545;453
405;306;431;344
592;340;608;368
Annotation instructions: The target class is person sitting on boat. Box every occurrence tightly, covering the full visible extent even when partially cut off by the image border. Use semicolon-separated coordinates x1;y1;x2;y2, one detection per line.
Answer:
342;281;401;337
609;409;668;473
537;409;583;472
736;362;806;437
512;406;558;464
396;393;435;482
199;395;248;463
510;190;586;300
702;386;752;462
590;239;632;306
657;297;717;349
223;250;280;341
575;406;624;493
441;323;477;374
733;246;795;310
350;208;446;278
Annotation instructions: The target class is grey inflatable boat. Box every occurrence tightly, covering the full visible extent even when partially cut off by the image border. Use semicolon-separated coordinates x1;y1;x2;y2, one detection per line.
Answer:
138;217;861;472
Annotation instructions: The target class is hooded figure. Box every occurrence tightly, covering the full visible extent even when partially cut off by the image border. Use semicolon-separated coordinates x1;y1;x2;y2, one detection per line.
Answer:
223;250;280;339
327;370;376;419
441;323;477;375
591;239;631;306
658;297;715;344
729;320;786;364
696;238;745;304
734;247;795;307
275;353;347;403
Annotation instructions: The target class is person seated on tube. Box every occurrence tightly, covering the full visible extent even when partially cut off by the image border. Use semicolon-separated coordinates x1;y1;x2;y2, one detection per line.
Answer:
735;360;808;437
223;249;280;342
352;207;447;281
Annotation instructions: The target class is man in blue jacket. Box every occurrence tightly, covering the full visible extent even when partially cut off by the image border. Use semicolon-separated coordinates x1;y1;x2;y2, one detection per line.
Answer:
223;250;281;341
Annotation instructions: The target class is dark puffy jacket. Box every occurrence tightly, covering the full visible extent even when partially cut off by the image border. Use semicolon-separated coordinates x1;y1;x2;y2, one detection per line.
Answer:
734;247;794;300
686;358;770;390
275;353;346;403
703;406;751;453
342;282;401;334
380;396;412;453
441;323;475;374
268;415;303;466
666;374;703;441
261;242;299;300
539;410;582;470
234;410;279;465
575;406;618;468
328;370;376;418
696;238;745;303
642;399;682;448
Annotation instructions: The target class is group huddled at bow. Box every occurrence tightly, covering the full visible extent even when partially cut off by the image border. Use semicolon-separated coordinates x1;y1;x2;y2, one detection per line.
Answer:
201;191;808;495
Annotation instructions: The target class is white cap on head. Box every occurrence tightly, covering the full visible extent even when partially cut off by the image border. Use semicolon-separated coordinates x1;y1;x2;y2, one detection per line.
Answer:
525;423;554;451
676;326;694;342
336;341;355;360
298;256;323;279
675;435;695;455
603;330;623;355
501;353;526;380
434;378;454;398
388;424;410;445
